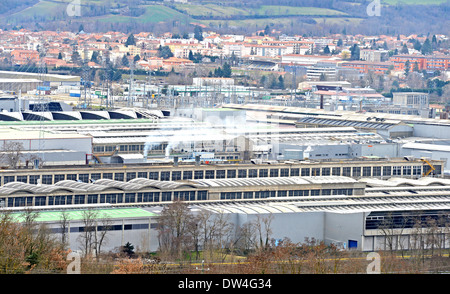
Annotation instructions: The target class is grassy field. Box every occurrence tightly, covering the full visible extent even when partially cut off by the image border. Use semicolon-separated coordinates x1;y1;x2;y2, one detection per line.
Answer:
96;5;190;24
174;4;347;18
6;1;190;25
174;3;249;17
254;5;347;16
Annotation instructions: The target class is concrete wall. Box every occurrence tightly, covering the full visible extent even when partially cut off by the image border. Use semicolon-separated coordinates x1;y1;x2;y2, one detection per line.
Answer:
413;124;450;139
324;212;365;250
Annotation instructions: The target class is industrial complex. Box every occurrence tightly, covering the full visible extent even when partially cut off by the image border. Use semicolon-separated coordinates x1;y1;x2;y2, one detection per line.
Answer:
1;98;450;255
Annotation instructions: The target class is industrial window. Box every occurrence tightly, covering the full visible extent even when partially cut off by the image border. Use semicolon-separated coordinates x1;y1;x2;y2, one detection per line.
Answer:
291;168;299;176
13;197;26;207
173;191;195;201
270;169;279;177
322;168;330;176
42;175;53;185
161;172;171;181
3;176;14;184
101;173;112;180
35;197;46;206
289;190;308;196
333;189;353;195
352;167;361;177
278;190;287;197
403;166;411;176
310;190;320;196
114;173;124;181
393;166;402;176
16;176;27;183
301;168;310;176
194;171;204;179
259;169;268;177
363;167;372;177
311;168;320;176
227;170;236;178
412;166;421;176
126;172;136;181
220;192;242;200
161;192;172;202
280;168;289;177
342;167;351;177
149;172;159;180
321;189;332;195
54;174;65;183
125;193;136;203
197;191;208;201
91;173;101;181
373;167;381;177
183;171;192;180
138;172;147;178
171;171;181;181
434;165;442;175
205;170;215;179
255;191;273;198
87;194;98;204
216;170;226;179
137;192;160;202
50;196;66;206
29;175;40;184
332;167;341;176
383;166;392;176
243;192;253;199
74;195;85;205
249;169;258;178
238;169;247;178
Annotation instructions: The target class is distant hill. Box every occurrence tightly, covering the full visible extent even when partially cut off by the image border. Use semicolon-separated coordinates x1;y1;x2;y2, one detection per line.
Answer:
0;0;449;36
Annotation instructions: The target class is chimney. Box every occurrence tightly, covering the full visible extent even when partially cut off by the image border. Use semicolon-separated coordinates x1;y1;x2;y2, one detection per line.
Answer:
320;95;324;109
173;156;179;167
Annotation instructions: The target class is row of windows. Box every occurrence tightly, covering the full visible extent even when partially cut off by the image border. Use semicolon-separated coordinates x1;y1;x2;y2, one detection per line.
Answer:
0;165;434;186
58;223;152;234
0;190;209;208
219;188;353;200
0;188;357;208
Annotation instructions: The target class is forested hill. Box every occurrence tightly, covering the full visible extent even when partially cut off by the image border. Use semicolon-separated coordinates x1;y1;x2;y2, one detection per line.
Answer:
0;0;449;36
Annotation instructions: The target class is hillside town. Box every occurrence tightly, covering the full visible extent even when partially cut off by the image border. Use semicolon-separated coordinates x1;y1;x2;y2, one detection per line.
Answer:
1;4;450;278
1;28;448;110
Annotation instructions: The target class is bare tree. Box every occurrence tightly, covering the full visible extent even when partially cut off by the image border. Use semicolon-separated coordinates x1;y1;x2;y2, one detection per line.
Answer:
77;209;99;258
156;199;193;260
94;216;113;260
0;141;24;169
58;211;70;250
254;214;274;252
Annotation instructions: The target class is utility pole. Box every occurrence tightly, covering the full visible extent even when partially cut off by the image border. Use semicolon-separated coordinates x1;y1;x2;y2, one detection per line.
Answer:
82;48;90;108
128;59;134;107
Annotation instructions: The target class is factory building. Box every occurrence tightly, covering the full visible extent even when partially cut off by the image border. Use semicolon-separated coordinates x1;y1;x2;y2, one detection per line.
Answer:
5;176;450;253
0;156;443;187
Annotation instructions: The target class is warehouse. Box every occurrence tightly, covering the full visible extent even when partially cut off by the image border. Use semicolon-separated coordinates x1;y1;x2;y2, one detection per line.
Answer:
0;127;92;167
5;177;450;253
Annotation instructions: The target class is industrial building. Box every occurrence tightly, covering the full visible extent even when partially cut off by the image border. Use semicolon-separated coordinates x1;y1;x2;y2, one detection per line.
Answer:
4;176;450;253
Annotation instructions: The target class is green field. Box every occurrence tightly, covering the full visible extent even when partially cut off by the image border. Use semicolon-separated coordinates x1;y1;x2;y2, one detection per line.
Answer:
174;4;347;18
174;3;249;17
254;5;347;16
96;5;190;24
